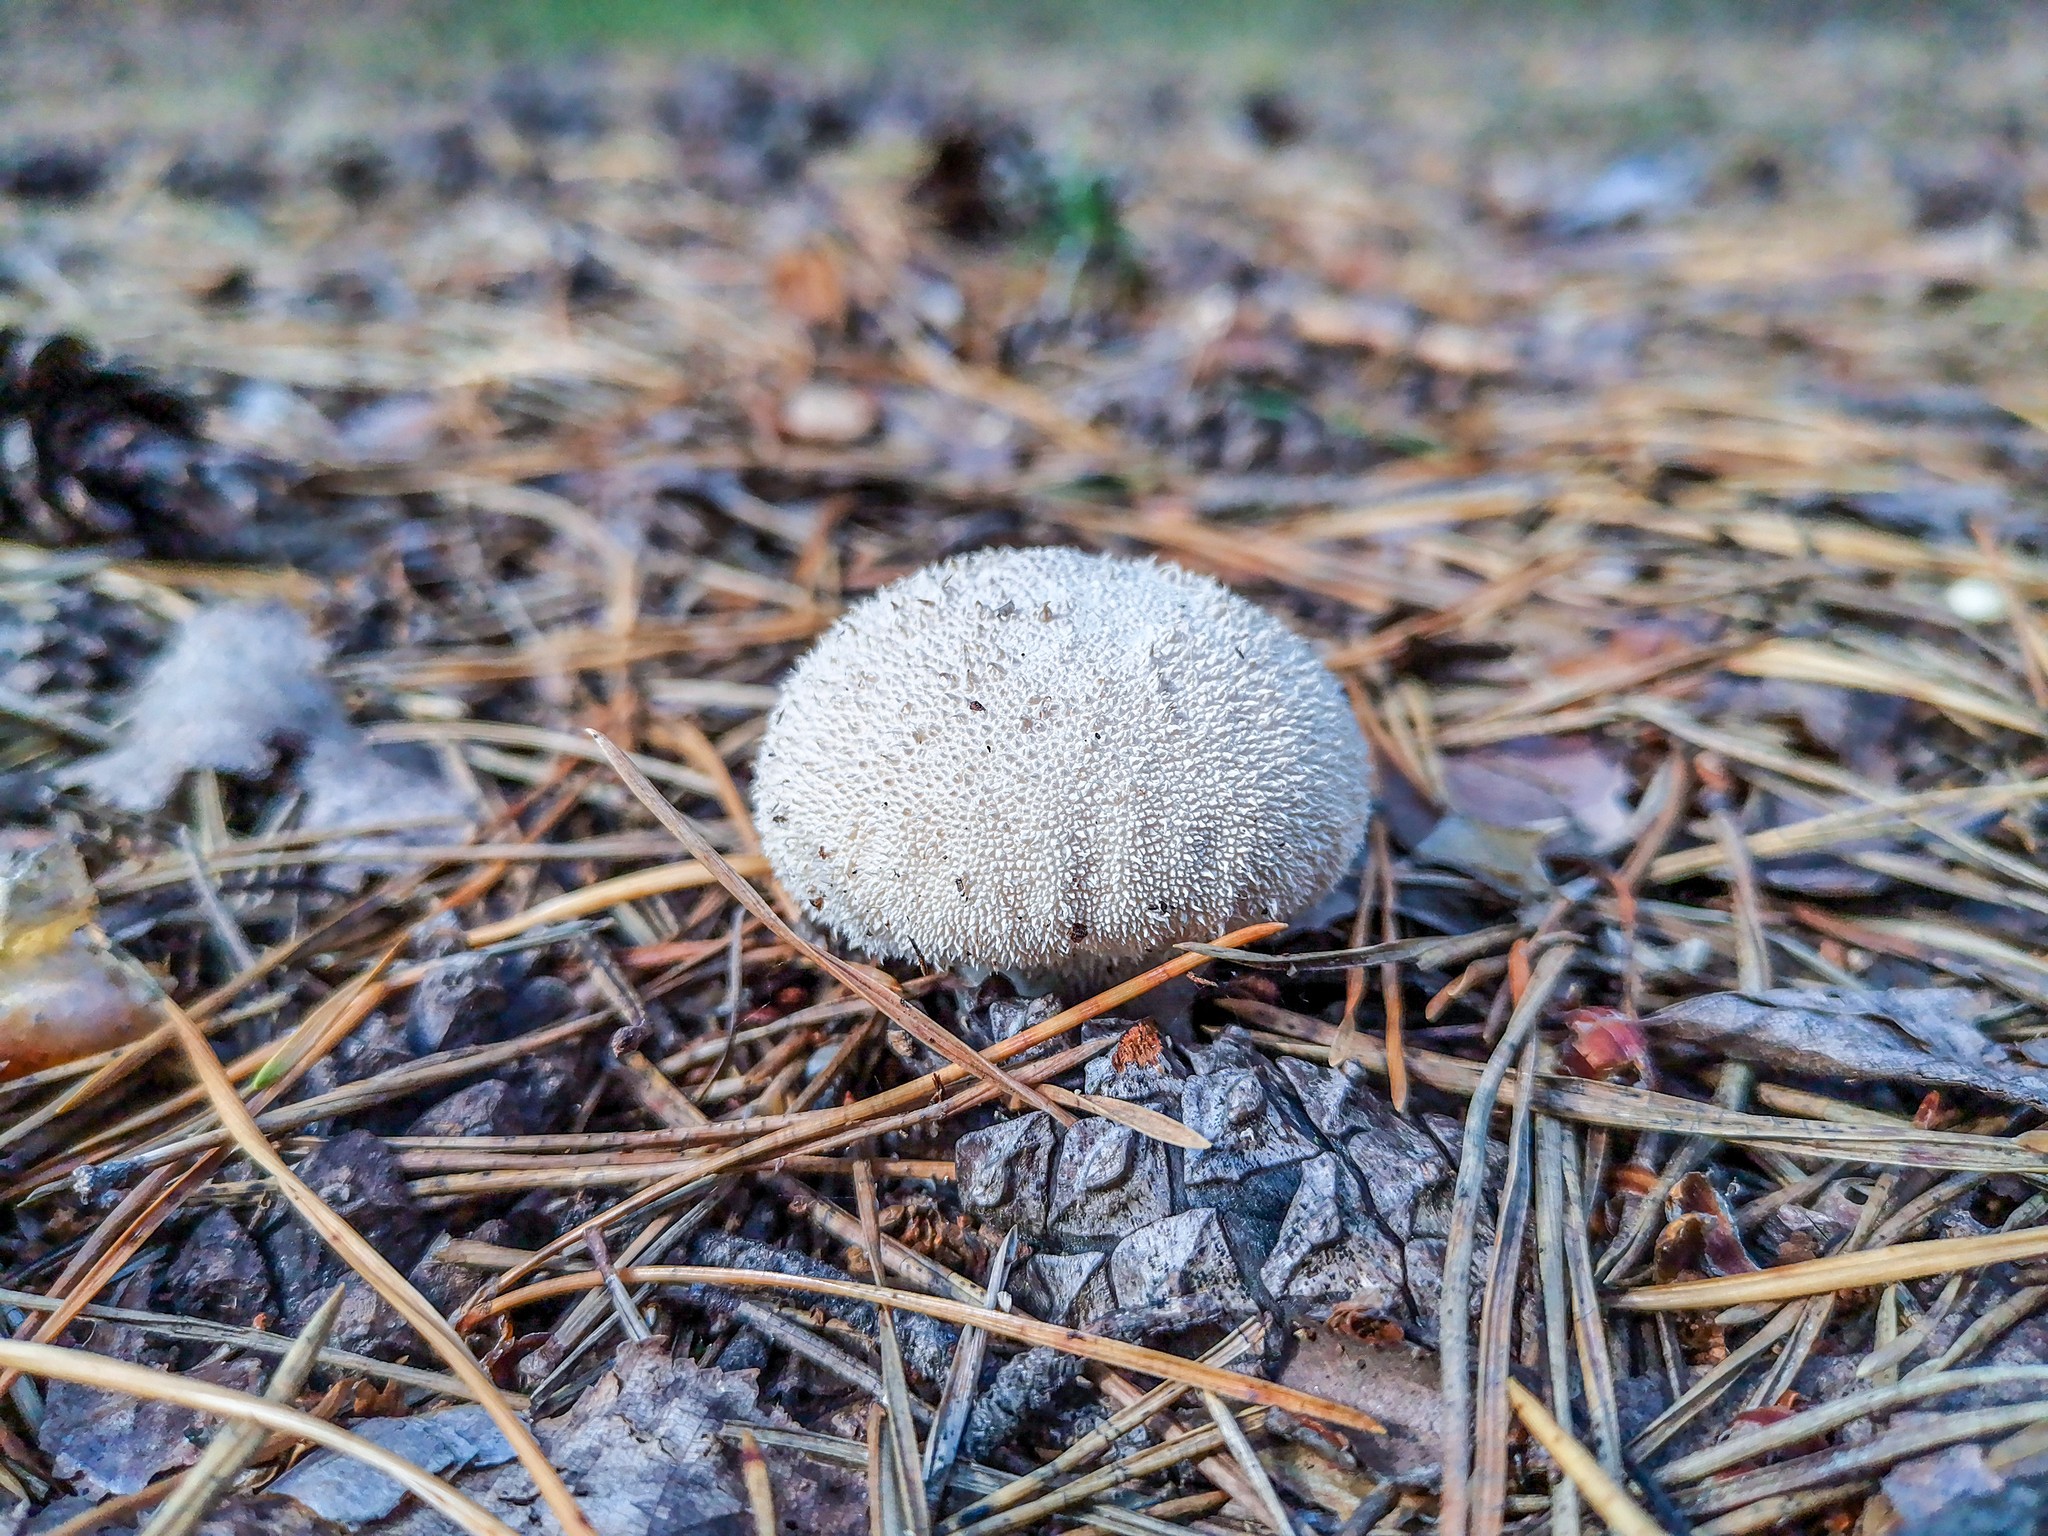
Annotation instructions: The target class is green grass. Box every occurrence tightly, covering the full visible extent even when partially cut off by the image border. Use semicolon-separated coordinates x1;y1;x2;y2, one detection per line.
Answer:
0;0;2021;111
422;0;2012;63
426;0;1384;62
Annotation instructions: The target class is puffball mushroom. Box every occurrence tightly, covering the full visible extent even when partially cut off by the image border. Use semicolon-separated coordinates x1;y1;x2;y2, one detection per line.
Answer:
752;546;1371;984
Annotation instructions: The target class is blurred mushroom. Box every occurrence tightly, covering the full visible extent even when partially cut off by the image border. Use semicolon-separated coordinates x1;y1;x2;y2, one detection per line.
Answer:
752;545;1370;986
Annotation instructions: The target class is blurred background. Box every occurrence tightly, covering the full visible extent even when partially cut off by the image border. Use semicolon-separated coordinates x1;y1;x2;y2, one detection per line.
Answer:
2;0;2045;555
5;0;2026;65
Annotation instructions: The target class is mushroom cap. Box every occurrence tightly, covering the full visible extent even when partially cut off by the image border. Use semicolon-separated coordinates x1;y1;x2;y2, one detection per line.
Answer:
752;546;1371;980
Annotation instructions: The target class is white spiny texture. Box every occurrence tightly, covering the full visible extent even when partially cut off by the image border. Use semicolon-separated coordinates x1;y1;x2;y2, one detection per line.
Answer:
753;546;1371;981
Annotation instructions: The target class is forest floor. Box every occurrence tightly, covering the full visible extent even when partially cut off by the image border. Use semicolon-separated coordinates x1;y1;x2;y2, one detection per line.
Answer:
7;9;2048;1536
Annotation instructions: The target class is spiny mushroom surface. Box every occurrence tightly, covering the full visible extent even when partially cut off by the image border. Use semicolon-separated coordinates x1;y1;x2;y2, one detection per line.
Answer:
752;545;1371;982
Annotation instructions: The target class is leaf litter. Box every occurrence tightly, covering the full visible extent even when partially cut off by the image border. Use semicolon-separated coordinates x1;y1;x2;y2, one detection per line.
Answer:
6;9;2048;1536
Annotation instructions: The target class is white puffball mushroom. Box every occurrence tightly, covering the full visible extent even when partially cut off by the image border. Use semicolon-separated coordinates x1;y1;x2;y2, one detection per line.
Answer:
752;546;1371;983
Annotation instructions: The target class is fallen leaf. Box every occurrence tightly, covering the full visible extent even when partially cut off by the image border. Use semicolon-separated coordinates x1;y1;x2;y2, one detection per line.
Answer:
269;1404;514;1525
1411;813;1551;895
1559;1006;1653;1083
1642;987;2048;1110
369;1340;861;1536
1652;1172;1758;1283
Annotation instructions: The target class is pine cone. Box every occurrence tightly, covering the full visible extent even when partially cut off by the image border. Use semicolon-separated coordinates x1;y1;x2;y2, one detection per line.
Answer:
0;331;279;558
956;1026;1501;1343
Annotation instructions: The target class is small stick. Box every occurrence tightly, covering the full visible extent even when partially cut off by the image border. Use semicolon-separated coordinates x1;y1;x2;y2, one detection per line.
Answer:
176;827;258;974
1506;1378;1670;1536
867;1405;889;1536
1203;1390;1297;1536
464;855;772;947
586;728;1070;1122
0;1337;517;1536
43;1483;171;1536
463;1266;1385;1433
1375;820;1408;1111
139;1285;347;1536
1437;942;1577;1536
1609;1216;2048;1312
1470;1036;1537;1536
158;994;598;1536
1534;1116;1583;1536
0;1282;489;1403
737;1428;778;1536
1330;821;1380;1070
856;1157;930;1536
696;908;748;1104
923;1229;1015;1501
1558;1120;1624;1475
583;1229;652;1344
1613;747;1691;1016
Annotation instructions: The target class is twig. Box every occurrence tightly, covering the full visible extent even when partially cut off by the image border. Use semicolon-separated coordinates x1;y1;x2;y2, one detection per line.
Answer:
923;1228;1014;1501
1506;1378;1670;1536
461;1265;1385;1432
1437;941;1577;1536
464;854;771;946
1611;1221;2048;1311
0;1283;494;1403
586;728;1069;1121
583;1228;652;1344
1330;807;1380;1072
0;1337;518;1536
696;908;748;1103
1471;1035;1538;1536
1534;1115;1583;1536
1376;819;1408;1110
138;1284;346;1536
157;992;598;1536
868;1405;891;1536
1558;1128;1624;1476
175;827;257;974
856;1156;931;1536
737;1427;778;1536
1204;1390;1297;1536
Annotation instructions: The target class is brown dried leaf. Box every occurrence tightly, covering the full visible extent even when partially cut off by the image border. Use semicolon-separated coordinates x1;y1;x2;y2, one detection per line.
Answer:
1641;987;2048;1110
